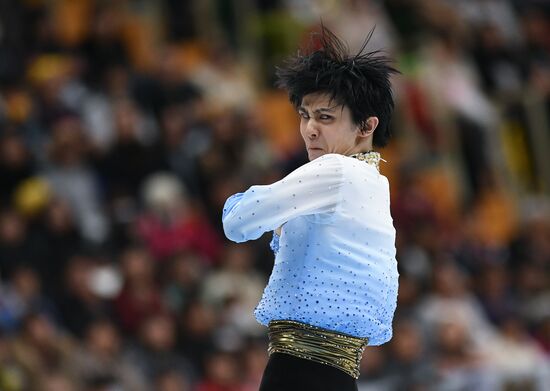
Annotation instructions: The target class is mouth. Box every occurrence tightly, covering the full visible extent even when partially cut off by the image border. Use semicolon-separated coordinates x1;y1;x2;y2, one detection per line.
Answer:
308;147;323;151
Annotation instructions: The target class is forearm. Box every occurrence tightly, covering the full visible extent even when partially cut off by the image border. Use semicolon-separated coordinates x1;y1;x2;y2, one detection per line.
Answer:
222;154;343;243
222;185;283;242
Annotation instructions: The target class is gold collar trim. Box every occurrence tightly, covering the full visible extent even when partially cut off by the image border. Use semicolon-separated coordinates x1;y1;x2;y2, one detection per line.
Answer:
348;151;383;171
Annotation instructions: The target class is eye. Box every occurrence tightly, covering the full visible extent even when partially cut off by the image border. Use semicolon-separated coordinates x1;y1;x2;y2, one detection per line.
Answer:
299;111;310;120
319;114;333;121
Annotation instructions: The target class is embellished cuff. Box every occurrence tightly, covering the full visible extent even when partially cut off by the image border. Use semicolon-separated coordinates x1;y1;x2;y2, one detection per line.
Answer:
222;192;244;220
269;231;280;254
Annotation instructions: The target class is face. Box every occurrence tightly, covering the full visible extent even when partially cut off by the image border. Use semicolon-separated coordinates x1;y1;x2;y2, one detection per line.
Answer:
298;92;362;161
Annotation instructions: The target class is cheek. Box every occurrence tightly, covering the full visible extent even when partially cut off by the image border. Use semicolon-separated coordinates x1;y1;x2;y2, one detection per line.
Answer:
328;128;353;147
299;120;315;140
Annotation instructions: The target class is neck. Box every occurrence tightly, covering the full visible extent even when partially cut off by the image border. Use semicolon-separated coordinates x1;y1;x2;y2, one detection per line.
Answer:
346;142;374;156
346;149;374;157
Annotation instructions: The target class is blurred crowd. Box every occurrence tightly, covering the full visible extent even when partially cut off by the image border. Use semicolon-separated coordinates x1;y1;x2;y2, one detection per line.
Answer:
0;0;549;390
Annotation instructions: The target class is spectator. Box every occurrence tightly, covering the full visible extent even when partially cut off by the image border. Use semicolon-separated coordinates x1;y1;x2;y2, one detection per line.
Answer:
241;340;269;391
68;318;145;391
195;350;243;391
124;313;194;387
114;246;164;335
154;368;192;391
416;261;498;351
0;133;35;205
58;255;112;337
34;198;84;299
0;209;39;281
0;266;57;333
10;312;74;390
386;320;434;390
431;321;499;391
0;329;27;391
42;372;77;391
43;113;108;243
97;98;162;202
163;251;206;313
177;300;217;375
136;173;222;262
201;243;265;338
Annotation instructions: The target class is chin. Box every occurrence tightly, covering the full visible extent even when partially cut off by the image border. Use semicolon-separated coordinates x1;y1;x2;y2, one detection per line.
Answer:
307;149;325;161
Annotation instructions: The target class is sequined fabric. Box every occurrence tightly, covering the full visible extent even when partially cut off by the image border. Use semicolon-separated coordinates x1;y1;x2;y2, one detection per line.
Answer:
348;151;382;171
268;320;368;379
222;153;399;345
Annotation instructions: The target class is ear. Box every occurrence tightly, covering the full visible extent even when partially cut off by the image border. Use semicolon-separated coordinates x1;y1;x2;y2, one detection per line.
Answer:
357;117;379;138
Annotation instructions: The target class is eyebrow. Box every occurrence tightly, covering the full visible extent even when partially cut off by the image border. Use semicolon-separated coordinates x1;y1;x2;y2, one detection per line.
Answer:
298;105;338;113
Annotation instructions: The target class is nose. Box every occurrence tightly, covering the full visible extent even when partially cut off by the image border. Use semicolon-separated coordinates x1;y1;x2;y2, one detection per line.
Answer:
305;120;319;139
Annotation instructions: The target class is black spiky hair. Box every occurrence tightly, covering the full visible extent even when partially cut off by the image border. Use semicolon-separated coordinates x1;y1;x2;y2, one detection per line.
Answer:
276;25;399;147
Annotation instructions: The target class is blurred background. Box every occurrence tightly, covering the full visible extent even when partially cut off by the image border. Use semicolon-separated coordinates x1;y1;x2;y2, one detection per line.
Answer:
0;0;549;390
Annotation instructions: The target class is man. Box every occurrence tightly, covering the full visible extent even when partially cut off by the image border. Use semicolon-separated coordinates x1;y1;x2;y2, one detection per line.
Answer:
222;26;399;391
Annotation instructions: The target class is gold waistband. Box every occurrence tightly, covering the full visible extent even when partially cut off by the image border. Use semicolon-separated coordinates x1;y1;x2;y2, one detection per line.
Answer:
267;320;369;379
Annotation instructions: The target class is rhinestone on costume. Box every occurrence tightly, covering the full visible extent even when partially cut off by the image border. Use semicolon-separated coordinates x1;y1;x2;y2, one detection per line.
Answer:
348;151;383;171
